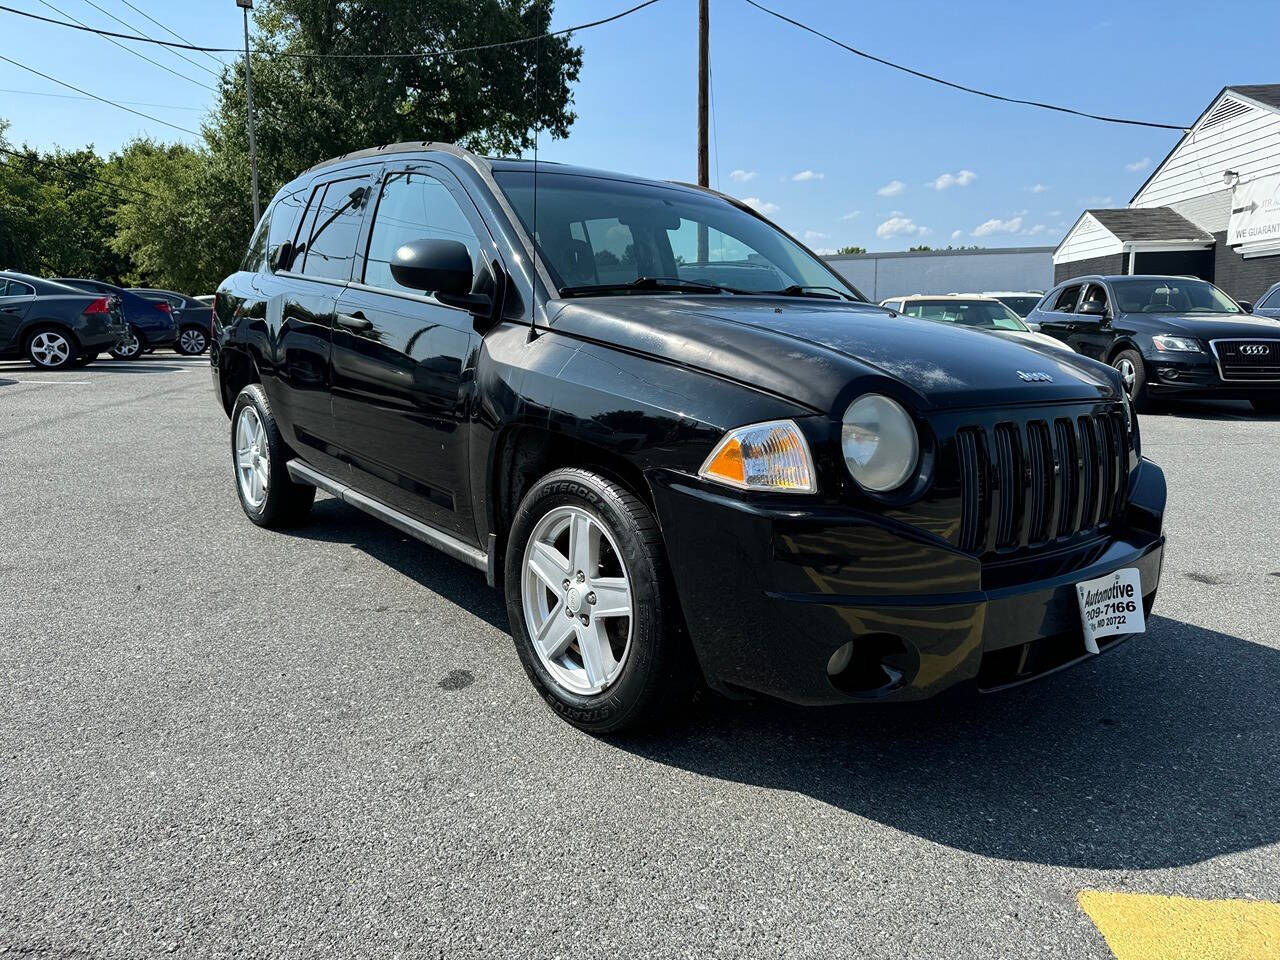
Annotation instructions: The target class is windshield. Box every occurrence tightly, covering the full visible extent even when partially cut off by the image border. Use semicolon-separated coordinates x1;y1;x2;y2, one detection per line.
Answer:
902;299;1029;331
494;171;865;300
1110;278;1241;314
994;295;1041;317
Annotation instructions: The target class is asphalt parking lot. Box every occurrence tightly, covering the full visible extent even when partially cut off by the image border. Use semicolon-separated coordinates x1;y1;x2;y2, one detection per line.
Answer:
1;355;1278;959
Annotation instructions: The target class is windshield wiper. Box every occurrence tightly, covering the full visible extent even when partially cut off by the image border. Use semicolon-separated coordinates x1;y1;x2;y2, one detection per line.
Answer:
558;276;742;297
765;284;852;301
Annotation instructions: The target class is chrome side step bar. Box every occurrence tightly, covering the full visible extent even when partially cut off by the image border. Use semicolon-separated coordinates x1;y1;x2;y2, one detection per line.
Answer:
286;459;490;576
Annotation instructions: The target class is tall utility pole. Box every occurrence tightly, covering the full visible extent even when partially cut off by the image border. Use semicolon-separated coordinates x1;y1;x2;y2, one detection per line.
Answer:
696;0;709;262
236;0;261;224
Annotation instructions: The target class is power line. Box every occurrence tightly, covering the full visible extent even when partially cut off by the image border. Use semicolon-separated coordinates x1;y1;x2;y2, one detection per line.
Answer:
0;0;665;59
115;0;227;71
0;143;162;199
78;0;222;78
740;0;1187;131
0;53;200;135
32;0;215;92
0;86;202;110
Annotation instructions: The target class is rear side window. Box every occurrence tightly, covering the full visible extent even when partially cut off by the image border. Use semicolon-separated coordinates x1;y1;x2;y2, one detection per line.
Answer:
1052;285;1082;312
267;189;306;264
241;212;271;272
1258;285;1280;309
0;279;34;297
363;171;484;294
299;178;370;281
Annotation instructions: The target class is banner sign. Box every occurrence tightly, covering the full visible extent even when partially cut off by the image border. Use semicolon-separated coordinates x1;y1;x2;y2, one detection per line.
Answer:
1228;172;1280;251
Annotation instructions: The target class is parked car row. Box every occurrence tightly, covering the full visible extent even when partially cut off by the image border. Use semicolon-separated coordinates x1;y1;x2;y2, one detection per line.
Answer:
0;270;212;369
882;278;1280;414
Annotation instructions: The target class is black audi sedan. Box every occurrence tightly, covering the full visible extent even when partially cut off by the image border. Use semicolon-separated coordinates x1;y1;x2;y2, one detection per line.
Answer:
212;143;1166;732
0;271;127;368
1028;275;1280;413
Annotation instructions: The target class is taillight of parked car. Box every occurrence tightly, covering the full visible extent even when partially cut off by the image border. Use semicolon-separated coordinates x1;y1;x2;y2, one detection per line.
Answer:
152;301;172;314
83;296;112;316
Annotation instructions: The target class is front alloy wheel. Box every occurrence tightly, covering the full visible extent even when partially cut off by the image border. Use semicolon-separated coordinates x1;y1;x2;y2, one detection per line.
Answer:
110;328;143;360
27;330;74;369
522;504;634;695
505;467;697;733
1112;348;1152;412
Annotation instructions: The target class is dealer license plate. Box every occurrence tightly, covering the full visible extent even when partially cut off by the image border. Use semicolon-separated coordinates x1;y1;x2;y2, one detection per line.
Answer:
1075;567;1145;653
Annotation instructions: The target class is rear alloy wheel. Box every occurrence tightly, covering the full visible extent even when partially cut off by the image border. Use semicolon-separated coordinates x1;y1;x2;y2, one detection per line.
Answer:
26;329;75;369
109;327;144;361
176;326;208;355
505;468;697;733
230;384;315;527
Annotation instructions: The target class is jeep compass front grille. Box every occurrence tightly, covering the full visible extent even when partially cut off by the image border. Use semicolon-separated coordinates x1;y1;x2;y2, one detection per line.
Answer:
956;408;1129;554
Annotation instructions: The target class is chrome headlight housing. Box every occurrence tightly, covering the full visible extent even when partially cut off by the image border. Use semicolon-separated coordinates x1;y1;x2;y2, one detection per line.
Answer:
1151;334;1201;353
841;394;919;492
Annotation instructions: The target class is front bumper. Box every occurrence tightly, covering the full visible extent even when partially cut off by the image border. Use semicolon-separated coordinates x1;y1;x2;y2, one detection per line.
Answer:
649;458;1167;706
1144;351;1280;400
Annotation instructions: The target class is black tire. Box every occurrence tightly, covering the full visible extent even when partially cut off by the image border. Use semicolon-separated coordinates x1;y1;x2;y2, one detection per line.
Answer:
24;326;78;370
175;325;209;355
229;384;316;528
504;467;697;734
109;326;145;361
1112;348;1153;412
1251;396;1280;415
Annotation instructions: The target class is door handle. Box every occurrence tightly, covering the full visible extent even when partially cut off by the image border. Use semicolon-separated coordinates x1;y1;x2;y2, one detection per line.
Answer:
0;306;20;314
337;311;371;331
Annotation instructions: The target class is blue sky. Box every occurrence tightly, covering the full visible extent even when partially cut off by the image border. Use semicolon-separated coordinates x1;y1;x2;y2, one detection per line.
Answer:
1;0;1276;251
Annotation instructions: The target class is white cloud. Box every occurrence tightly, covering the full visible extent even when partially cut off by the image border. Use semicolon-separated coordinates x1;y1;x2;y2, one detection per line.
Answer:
1125;157;1152;172
812;247;839;256
741;196;778;215
840;210;861;220
951;229;964;240
877;179;906;197
1023;223;1048;236
791;170;825;182
1029;183;1050;194
729;169;756;183
1080;195;1113;206
929;169;977;190
972;216;1023;237
803;230;828;241
876;215;930;239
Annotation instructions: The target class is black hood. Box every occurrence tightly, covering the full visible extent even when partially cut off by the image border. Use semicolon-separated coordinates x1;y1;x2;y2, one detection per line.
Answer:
1121;310;1280;338
549;296;1120;413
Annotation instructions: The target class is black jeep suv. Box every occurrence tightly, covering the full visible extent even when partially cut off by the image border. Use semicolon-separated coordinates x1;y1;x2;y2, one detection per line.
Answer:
1028;275;1280;414
213;143;1167;732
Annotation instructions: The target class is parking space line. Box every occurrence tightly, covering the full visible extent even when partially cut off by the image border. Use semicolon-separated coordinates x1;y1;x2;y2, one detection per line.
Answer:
1079;890;1280;959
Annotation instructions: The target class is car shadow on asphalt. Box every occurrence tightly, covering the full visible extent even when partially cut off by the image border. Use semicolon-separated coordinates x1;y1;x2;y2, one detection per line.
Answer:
285;496;509;632
615;615;1280;871
1152;398;1279;421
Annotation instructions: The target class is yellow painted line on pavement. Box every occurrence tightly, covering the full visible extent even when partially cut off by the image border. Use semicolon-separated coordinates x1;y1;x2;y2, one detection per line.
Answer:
1079;890;1280;960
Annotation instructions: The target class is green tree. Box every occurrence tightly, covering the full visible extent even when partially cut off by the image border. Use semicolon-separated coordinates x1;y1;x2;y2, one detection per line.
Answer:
835;245;865;255
190;0;583;286
908;245;933;252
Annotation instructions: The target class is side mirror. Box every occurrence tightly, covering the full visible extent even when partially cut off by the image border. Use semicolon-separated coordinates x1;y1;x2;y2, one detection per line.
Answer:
390;238;492;313
1077;300;1106;317
1025;320;1042;332
268;241;294;273
1237;300;1253;313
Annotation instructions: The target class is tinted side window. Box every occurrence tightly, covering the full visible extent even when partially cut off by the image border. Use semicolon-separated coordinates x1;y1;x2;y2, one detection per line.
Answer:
1;280;34;297
266;189;306;267
363;171;484;294
1052;285;1082;312
300;178;370;282
242;211;271;272
1259;285;1280;309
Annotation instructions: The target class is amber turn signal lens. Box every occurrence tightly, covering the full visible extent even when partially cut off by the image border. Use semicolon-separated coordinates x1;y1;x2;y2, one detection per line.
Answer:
698;420;817;493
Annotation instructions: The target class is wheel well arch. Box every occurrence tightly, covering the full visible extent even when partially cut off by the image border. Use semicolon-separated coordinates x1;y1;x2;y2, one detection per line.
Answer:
1106;338;1143;364
22;319;80;350
217;344;261;414
489;424;656;572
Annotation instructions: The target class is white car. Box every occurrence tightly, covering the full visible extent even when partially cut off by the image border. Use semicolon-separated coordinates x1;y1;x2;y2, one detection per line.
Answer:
879;294;1074;354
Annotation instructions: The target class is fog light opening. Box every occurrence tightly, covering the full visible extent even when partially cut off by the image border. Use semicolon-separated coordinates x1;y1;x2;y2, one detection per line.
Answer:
826;633;918;697
1157;368;1178;380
